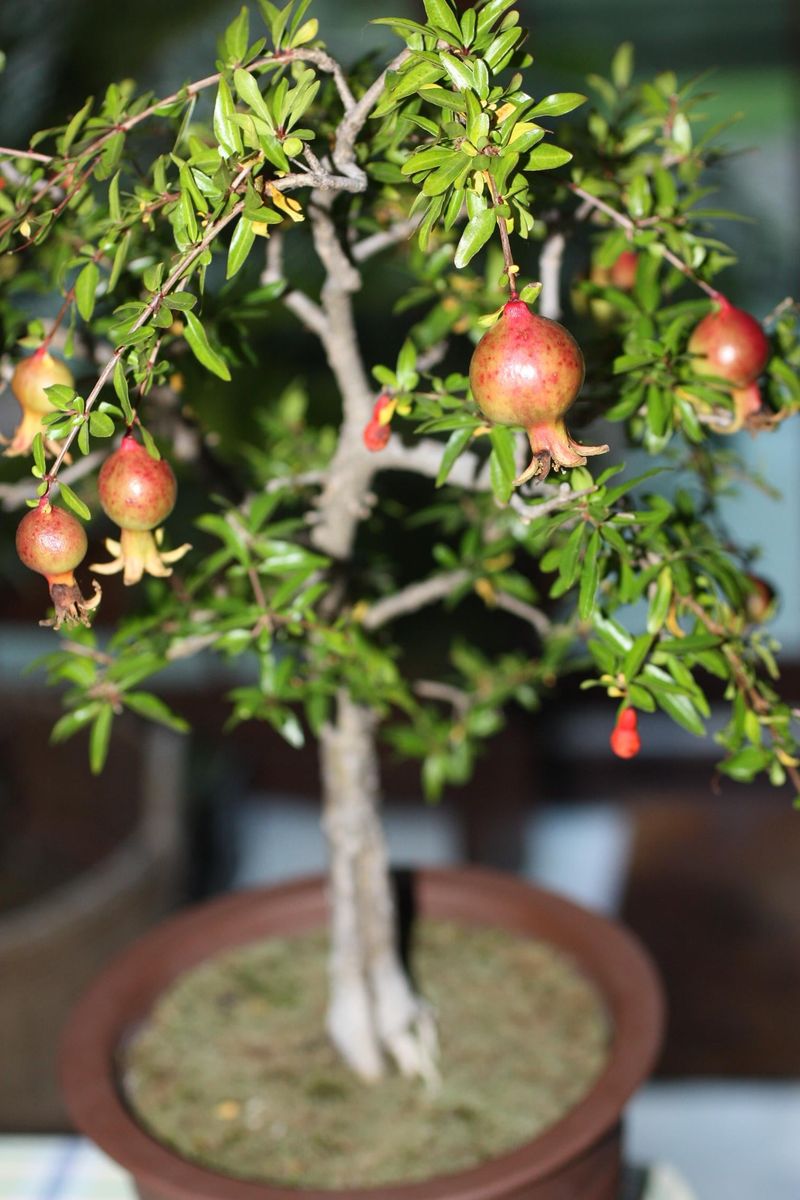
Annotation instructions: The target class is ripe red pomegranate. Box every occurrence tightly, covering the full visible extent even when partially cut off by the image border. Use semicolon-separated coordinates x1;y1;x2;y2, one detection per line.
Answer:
4;348;73;457
363;393;394;452
469;299;608;483
90;434;190;585
610;708;641;759
688;296;769;387
16;501;101;628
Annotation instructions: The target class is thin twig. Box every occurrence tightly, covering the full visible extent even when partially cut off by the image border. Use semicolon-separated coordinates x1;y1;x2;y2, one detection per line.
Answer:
484;172;518;298
569;182;721;301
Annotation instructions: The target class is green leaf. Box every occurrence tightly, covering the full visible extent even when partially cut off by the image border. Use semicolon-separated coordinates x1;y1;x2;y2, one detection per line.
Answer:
436;426;474;486
61;96;93;155
624;633;655;681
31;433;46;474
124;691;190;733
88;411;115;438
214;78;243;157
558;522;587;588
453;209;495;268
488;427;516;503
226;216;256;279
89;705;113;774
579;529;600;619
611;43;634;89
183;311;232;381
440;52;474;92
234;67;272;123
422;0;463;40
647;567;673;634
421;154;471;196
718;745;771;783
526;143;572;170
529;92;586;117
476;0;517;37
59;483;91;520
75;261;99;321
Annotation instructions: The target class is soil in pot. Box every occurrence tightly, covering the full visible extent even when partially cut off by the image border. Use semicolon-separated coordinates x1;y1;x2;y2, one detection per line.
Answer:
121;919;610;1188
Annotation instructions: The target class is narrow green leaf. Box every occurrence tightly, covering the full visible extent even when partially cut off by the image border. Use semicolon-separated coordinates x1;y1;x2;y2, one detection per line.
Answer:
183;310;232;381
476;0;517;37
75;261;99;321
530;92;586;117
558;522;587;588
453;209;495;268
578;529;601;619
61;96;93;155
226;216;256;279
234;67;272;124
440;52;474;92
89;705;113;775
526;143;572;171
423;0;462;40
214;78;243;157
647;567;673;634
611;43;634;90
59;482;91;520
124;691;190;732
623;633;654;681
436;426;474;486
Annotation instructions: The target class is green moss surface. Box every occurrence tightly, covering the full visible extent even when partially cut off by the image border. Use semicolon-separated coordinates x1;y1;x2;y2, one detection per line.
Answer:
122;920;610;1187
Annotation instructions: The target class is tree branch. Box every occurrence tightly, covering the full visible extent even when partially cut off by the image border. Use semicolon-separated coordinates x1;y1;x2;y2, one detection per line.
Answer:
493;590;551;637
538;232;566;321
352;217;421;263
361;570;469;630
332;49;410;178
286;48;356;113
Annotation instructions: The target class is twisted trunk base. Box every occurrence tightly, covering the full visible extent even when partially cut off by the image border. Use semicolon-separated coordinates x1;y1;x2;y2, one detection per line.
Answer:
320;691;438;1084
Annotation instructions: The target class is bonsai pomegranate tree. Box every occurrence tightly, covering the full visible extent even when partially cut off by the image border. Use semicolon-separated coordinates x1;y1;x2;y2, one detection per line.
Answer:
1;0;799;1083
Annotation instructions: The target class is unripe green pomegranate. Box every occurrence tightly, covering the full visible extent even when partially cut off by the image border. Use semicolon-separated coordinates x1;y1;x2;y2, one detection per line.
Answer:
469;299;608;482
4;348;73;457
90;434;189;585
688;297;769;387
16;501;101;629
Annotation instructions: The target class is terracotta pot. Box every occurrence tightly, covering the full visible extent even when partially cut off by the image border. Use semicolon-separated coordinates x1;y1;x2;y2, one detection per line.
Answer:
60;867;664;1200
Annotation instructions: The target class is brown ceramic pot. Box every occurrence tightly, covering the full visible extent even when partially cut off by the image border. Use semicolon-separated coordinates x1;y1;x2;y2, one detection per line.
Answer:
60;867;664;1200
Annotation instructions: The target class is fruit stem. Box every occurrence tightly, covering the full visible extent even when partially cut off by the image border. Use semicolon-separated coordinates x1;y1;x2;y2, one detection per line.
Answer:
484;172;519;299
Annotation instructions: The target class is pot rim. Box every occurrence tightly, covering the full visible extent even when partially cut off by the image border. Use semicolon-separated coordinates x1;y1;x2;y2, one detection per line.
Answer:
60;865;664;1200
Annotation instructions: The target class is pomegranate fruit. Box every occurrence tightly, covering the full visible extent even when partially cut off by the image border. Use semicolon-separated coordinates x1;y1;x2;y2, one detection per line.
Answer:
4;348;73;457
16;501;101;629
90;434;190;585
610;708;641;759
363;394;394;453
469;299;608;483
744;573;776;623
608;249;639;291
688;296;769;387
